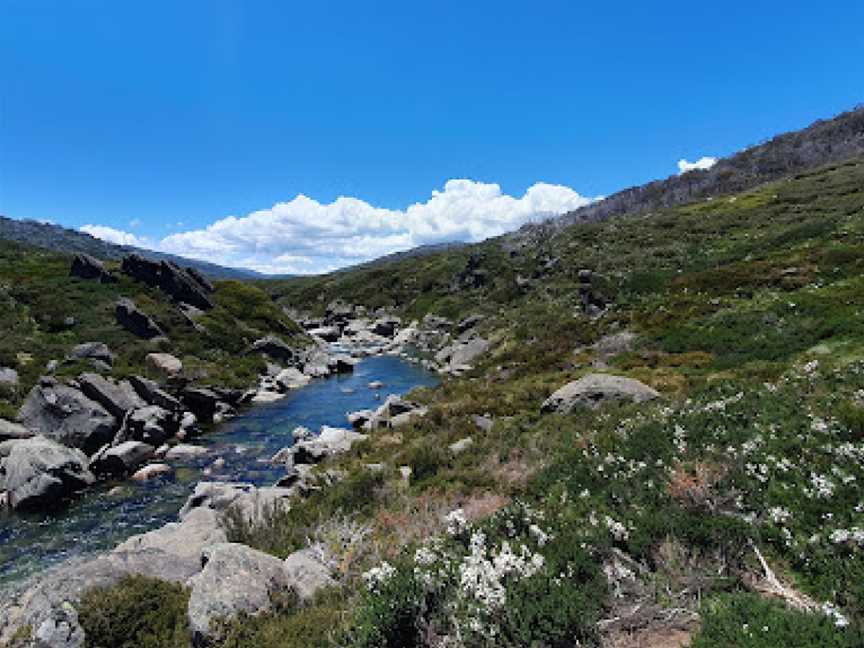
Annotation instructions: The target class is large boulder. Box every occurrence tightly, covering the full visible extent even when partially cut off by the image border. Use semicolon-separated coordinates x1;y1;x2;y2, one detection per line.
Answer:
292;426;368;465
115;506;226;562
121;254;214;310
116;405;178;446
275;367;311;391
145;352;183;377
115;298;164;339
436;337;490;371
250;335;295;363
70;253;115;283
4;436;95;511
18;379;116;454
541;373;660;413
89;441;155;477
78;373;146;419
65;342;114;368
187;543;293;646
371;317;400;338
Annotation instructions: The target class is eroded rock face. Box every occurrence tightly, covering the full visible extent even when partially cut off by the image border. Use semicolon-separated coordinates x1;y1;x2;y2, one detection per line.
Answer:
541;373;660;413
18;379;116;454
115;298;164;339
187;543;293;645
121;254;214;311
4;436;95;511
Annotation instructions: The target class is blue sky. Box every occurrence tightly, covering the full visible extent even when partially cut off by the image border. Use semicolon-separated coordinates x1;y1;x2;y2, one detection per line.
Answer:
1;0;862;272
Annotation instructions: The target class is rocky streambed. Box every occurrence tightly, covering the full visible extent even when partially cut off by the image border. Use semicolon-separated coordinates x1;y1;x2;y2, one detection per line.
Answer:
0;355;437;589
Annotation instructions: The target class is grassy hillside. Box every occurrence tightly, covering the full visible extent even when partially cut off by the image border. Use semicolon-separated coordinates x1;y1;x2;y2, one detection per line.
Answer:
0;242;304;419
220;157;864;646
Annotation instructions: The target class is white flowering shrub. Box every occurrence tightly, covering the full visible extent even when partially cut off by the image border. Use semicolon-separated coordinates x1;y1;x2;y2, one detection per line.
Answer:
351;501;605;647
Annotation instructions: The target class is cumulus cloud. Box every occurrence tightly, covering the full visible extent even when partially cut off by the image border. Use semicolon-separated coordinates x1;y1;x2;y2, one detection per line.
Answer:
152;179;595;274
677;156;718;174
81;224;150;247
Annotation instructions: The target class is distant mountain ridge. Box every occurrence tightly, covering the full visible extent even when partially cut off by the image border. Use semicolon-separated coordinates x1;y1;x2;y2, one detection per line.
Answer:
0;216;264;279
532;104;864;233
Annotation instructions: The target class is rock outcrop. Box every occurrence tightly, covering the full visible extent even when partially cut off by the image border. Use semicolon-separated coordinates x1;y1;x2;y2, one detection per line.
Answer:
121;254;214;310
69;253;115;283
541;373;660;413
89;441;155;477
65;342;114;369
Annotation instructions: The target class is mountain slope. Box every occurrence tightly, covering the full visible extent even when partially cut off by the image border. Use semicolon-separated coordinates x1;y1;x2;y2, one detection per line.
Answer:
0;216;263;280
545;104;864;230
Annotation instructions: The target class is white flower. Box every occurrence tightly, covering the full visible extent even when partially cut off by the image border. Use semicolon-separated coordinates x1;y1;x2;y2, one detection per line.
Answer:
445;508;468;536
362;561;396;592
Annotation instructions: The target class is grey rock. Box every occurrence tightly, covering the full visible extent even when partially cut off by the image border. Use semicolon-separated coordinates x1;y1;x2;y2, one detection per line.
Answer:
65;342;114;367
0;418;34;442
188;543;293;646
371;317;400;337
90;441;154;477
541;373;660;413
347;409;374;429
275;367;311;391
18;380;116;454
330;354;357;373
308;326;340;342
165;444;208;460
292;426;368;465
437;337;490;371
449;437;474;455
115;298;164;339
117;405;178;446
78;373;146;419
472;414;494;433
4;436;94;511
186;266;215;294
368;380;385;389
283;546;334;601
115;506;226;563
457;314;485;334
128;374;183;411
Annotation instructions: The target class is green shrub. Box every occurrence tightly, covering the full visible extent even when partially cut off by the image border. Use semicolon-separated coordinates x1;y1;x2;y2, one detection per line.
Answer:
691;593;863;648
77;575;190;648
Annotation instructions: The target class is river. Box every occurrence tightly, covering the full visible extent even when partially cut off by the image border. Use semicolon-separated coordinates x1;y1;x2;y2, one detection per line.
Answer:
0;355;438;586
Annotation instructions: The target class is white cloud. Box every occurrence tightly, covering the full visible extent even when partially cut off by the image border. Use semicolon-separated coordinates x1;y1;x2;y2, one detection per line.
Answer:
677;156;718;174
81;224;149;247
153;179;595;274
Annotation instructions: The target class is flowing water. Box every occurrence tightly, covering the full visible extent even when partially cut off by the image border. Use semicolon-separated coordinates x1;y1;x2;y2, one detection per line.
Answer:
0;355;437;586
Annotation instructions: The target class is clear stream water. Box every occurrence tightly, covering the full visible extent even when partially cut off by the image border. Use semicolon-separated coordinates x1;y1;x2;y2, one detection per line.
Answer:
0;355;437;587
